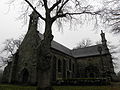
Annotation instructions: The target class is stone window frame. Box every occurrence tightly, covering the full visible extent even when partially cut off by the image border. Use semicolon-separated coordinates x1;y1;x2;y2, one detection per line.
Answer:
58;59;62;73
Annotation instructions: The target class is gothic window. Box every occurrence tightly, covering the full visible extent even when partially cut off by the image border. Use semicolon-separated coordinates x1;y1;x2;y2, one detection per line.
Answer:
67;71;70;78
69;59;71;70
53;56;57;67
52;56;57;81
58;59;62;72
63;59;66;78
72;63;75;73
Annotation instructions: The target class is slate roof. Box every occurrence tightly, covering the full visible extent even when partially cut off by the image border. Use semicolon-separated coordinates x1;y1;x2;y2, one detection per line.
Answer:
38;33;109;58
38;33;71;56
51;40;72;56
71;45;109;58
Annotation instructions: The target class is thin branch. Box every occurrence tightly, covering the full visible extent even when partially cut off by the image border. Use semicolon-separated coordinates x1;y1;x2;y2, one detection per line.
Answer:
36;1;44;7
52;10;101;22
66;11;101;16
57;0;69;14
50;0;61;11
43;0;48;10
108;17;120;20
52;13;66;22
24;0;45;21
109;21;120;26
112;13;120;16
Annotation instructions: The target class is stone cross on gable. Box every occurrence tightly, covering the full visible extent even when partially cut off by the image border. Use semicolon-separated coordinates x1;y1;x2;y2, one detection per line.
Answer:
100;30;107;46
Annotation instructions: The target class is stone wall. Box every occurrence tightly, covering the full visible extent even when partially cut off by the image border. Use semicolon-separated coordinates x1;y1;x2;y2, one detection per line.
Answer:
10;11;39;85
51;49;76;82
76;54;115;79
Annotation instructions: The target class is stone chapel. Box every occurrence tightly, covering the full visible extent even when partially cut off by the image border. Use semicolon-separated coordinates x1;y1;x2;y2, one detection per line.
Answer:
2;11;115;85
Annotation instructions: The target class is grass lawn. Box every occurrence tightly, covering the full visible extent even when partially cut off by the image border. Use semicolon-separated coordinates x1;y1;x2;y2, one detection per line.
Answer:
0;84;36;90
0;84;120;90
54;86;120;90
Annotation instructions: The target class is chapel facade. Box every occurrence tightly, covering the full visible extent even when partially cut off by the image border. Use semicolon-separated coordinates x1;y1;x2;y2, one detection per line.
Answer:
2;11;115;85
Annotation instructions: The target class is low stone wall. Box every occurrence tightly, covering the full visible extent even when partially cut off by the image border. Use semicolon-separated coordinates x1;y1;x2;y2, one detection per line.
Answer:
55;78;111;86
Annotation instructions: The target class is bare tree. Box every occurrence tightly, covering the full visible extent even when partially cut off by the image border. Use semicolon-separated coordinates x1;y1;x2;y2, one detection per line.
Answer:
8;0;102;28
99;0;120;33
0;36;24;65
73;38;92;49
7;0;102;90
2;39;20;55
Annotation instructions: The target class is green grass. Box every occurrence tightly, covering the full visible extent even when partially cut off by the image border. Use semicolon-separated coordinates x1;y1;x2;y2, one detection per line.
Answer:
0;84;120;90
0;84;36;90
53;86;120;90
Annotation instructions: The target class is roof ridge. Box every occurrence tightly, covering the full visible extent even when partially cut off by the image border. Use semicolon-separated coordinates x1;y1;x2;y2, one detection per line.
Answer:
38;33;107;58
72;44;102;51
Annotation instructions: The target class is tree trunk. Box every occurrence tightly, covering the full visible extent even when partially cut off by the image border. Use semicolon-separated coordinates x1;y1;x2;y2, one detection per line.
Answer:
37;18;54;90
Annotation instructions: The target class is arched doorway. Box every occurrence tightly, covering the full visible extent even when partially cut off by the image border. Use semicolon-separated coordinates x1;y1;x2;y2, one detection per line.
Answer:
21;68;29;84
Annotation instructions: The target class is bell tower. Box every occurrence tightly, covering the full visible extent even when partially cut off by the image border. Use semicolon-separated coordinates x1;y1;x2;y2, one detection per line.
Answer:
28;10;39;31
13;11;40;85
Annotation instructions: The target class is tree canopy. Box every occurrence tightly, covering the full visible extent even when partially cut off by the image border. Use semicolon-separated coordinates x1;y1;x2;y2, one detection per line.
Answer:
9;0;102;31
99;0;120;33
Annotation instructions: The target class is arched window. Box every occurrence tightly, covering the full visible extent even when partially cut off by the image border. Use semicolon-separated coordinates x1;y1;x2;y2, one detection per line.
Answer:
63;59;66;78
52;56;57;81
69;59;72;70
58;59;62;72
72;63;75;73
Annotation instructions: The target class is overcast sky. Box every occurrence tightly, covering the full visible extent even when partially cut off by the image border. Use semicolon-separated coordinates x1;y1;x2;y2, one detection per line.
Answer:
0;0;120;73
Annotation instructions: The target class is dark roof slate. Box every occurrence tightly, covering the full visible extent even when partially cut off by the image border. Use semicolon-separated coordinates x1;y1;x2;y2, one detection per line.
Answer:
71;45;108;58
38;33;109;58
38;33;71;56
51;40;72;56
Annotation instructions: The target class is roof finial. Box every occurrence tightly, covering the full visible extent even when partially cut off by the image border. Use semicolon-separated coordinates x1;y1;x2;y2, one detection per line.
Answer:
101;30;103;34
100;30;107;46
